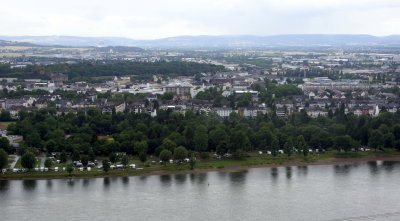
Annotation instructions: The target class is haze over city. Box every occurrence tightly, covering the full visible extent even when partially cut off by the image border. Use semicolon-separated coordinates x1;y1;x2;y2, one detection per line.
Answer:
2;0;400;39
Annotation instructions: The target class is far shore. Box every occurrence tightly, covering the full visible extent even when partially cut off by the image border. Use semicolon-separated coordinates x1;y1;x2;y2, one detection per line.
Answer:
2;155;400;181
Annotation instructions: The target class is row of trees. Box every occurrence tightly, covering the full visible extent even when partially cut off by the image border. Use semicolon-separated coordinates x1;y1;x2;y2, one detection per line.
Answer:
0;61;226;80
5;104;400;160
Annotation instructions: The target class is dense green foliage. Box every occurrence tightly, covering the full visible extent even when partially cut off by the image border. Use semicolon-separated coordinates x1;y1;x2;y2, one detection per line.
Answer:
0;88;49;99
102;159;110;172
21;152;36;169
195;87;222;100
0;148;8;170
159;149;172;164
0;61;225;80
66;163;74;175
173;146;188;161
5;106;400;161
0;137;11;153
44;158;53;168
121;155;129;167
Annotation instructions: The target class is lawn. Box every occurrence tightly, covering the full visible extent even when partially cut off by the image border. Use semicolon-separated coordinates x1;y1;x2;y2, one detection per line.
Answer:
1;149;400;180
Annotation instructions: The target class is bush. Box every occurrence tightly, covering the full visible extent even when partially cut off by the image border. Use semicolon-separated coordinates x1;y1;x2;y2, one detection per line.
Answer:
60;151;67;163
109;152;118;163
81;156;89;166
102;159;110;172
173;146;188;161
121;155;129;167
66;163;74;175
21;152;36;169
0;148;8;170
44;158;53;168
159;149;172;164
139;151;147;163
200;152;209;159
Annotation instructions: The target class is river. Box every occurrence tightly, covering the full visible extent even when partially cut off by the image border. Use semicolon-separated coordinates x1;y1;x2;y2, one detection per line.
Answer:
1;161;400;221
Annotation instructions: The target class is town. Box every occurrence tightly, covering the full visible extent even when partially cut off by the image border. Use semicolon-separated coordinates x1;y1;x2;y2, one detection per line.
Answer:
1;44;400;177
0;47;399;121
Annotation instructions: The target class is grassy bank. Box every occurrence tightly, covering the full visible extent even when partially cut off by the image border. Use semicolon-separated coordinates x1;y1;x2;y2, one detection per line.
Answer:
1;150;400;180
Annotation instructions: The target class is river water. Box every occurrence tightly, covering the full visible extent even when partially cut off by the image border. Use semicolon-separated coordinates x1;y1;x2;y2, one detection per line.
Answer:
1;161;400;221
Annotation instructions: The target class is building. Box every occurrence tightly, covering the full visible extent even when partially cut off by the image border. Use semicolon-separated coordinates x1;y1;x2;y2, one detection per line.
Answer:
213;107;235;117
164;85;191;95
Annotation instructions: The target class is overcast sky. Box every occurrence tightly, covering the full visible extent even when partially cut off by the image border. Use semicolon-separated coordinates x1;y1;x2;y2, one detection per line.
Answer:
1;0;400;39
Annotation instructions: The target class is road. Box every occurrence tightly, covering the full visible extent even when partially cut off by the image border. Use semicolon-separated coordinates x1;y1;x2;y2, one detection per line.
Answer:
9;155;19;169
38;155;46;167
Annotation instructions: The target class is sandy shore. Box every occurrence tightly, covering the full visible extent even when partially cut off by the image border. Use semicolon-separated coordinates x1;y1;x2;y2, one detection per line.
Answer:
2;155;400;180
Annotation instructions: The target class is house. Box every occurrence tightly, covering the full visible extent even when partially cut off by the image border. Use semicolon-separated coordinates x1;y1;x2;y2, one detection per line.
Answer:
276;107;286;117
8;106;37;119
274;100;294;109
305;107;328;118
164;85;192;95
101;102;126;114
213;107;235;117
238;107;268;118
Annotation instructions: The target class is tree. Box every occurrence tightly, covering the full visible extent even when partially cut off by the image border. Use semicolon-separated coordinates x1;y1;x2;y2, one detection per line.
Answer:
81;156;89;167
44;158;53;168
0;137;11;153
209;126;229;149
255;126;272;150
159;149;172;165
174;146;188;162
383;133;395;148
72;149;80;161
66;163;74;175
139;151;147;163
88;149;96;162
109;152;118;163
21;152;36;169
237;93;252;107
0;111;11;121
230;131;250;153
333;135;354;152
369;130;384;151
271;136;279;156
189;152;196;170
134;141;148;155
296;135;308;157
102;159;111;172
60;151;67;163
121;155;129;167
393;124;400;140
194;125;208;151
44;139;57;153
0;148;8;170
25;131;43;148
216;141;229;155
159;138;177;153
284;138;294;157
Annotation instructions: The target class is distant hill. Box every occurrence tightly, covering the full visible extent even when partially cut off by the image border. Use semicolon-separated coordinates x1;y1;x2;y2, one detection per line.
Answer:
143;35;400;48
1;34;400;48
0;39;146;52
0;39;40;47
0;36;140;47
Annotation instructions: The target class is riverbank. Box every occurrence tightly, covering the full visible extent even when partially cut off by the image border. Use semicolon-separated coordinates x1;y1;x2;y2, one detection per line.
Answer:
2;150;400;180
